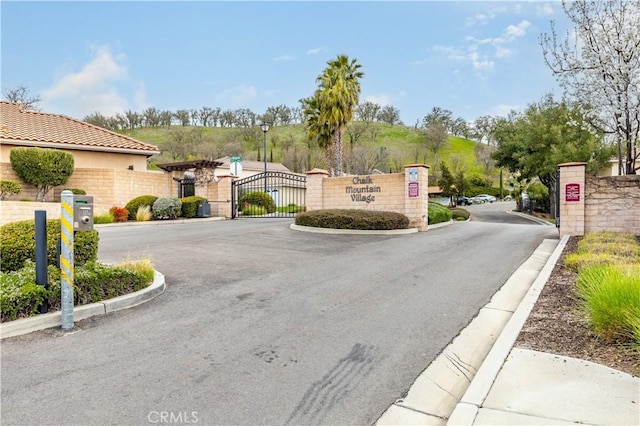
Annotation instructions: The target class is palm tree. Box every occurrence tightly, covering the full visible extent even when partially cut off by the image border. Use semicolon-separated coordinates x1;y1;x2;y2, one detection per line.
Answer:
306;55;363;176
303;95;334;173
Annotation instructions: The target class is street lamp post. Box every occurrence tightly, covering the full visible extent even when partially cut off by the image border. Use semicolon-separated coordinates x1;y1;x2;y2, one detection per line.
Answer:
261;122;270;192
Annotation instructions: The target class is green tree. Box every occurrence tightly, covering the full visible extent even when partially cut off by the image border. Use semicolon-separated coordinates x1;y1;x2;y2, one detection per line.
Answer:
9;147;74;201
492;95;613;214
437;162;457;206
303;95;334;172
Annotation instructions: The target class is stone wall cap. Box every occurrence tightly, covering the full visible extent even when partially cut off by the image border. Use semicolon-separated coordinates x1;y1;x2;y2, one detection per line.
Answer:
558;162;587;167
404;164;430;169
306;168;330;176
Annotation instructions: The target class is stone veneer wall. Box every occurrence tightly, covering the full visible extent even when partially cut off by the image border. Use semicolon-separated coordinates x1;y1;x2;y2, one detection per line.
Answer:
585;175;640;235
559;162;640;236
306;164;429;231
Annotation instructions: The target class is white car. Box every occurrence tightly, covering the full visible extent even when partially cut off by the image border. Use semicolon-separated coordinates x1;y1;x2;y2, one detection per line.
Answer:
473;194;497;203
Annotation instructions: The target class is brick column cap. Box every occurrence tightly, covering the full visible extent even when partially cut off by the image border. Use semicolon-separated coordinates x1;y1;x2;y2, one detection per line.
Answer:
306;168;330;176
216;174;236;178
558;162;587;168
403;164;430;169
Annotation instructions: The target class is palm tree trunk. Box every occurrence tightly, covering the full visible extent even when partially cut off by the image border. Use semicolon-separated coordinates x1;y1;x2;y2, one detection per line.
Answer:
334;129;343;176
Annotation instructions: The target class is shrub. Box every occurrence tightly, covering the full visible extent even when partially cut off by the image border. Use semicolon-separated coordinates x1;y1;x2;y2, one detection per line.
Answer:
64;188;86;195
180;196;207;218
0;219;98;272
136;205;152;221
239;191;276;213
277;204;305;214
576;264;640;344
109;206;129;222
152;197;182;219
125;195;158;220
450;207;470;221
242;204;267;216
0;180;22;200
295;209;409;230
9;147;74;201
428;202;453;225
94;213;115;224
0;259;154;322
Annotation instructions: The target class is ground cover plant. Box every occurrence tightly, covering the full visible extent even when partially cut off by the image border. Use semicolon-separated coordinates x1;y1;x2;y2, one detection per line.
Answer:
295;209;409;230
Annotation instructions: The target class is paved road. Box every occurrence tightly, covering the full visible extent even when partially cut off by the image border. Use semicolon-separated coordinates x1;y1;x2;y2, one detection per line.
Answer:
1;207;558;425
463;200;543;225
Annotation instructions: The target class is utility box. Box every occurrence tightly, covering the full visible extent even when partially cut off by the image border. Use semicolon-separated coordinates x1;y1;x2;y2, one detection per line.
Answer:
73;195;94;231
197;201;211;218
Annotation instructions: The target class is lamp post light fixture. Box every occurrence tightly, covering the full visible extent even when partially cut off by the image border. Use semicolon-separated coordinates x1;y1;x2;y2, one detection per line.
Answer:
261;122;270;192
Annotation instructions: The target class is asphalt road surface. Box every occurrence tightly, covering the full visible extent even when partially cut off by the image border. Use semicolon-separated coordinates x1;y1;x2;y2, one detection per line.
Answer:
1;204;558;425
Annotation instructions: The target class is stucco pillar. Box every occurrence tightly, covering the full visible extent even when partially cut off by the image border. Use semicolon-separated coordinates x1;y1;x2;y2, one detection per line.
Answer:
305;169;329;212
558;162;586;237
403;164;429;231
214;175;234;219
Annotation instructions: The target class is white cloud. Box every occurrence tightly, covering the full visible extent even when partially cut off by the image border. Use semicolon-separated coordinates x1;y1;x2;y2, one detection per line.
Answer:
213;84;258;107
274;55;295;62
431;19;531;77
465;12;495;27
365;94;391;106
41;45;130;118
490;104;520;117
537;3;555;16
306;47;327;55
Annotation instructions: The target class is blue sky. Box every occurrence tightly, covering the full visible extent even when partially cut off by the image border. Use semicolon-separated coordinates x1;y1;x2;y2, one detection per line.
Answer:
1;1;571;125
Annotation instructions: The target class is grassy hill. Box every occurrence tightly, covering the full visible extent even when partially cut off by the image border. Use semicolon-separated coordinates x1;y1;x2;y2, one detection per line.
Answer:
120;122;497;183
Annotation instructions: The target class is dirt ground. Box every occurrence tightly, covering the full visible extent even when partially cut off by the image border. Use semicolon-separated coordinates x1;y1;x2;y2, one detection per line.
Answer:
515;236;640;377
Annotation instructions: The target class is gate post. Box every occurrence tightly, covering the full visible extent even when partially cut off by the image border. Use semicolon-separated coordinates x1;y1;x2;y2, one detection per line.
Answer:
404;164;429;231
558;162;586;237
216;174;234;219
305;169;330;212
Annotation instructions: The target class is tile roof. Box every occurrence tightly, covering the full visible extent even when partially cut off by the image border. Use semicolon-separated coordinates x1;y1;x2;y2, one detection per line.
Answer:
215;156;291;172
0;101;159;155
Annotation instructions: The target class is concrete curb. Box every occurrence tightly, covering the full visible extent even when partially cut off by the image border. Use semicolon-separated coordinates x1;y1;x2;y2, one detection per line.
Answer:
0;271;166;339
505;210;555;226
290;224;419;235
95;217;224;228
376;236;567;426
447;234;569;425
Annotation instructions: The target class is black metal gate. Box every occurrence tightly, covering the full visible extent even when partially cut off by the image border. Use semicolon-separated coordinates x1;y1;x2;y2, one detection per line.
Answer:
554;168;560;228
231;172;306;218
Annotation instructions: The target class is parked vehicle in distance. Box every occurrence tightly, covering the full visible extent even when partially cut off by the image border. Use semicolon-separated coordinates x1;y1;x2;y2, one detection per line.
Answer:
473;194;497;203
456;196;474;206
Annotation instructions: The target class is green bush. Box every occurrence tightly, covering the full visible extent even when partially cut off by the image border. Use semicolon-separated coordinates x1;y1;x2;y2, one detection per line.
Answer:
152;197;182;219
277;204;305;214
239;191;276;213
242;204;267;216
526;182;549;213
64;188;86;195
428;202;453;225
181;196;207;218
295;209;409;230
450;207;470;221
0;219;99;272
9;147;74;201
125;195;158;220
576;264;640;344
0;260;154;322
0;180;22;200
94;213;116;224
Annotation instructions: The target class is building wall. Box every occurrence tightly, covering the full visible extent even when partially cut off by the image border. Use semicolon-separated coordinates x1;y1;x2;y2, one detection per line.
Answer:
0;144;150;170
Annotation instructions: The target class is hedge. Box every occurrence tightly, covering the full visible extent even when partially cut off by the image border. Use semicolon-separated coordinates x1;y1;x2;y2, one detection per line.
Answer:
428;203;453;225
0;219;98;272
295;209;409;230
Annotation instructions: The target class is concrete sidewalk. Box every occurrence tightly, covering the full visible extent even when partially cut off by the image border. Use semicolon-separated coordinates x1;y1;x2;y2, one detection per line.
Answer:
377;235;640;425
